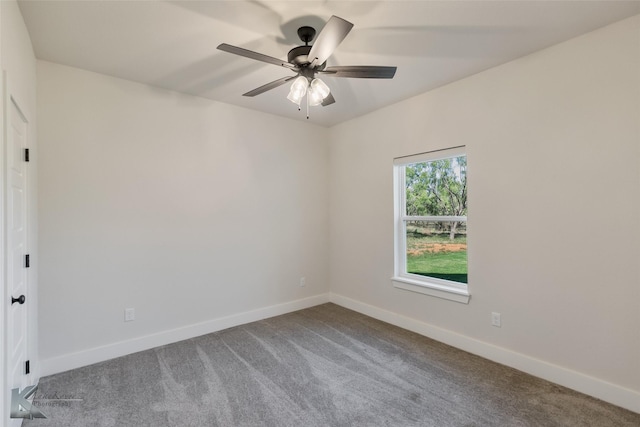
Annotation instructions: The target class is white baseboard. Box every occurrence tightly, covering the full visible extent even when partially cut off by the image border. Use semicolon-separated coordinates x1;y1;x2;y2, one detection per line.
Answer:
40;293;330;377
39;291;640;414
329;292;640;414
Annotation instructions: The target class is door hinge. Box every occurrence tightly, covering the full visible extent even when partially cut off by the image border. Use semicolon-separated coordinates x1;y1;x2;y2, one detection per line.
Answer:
25;360;30;375
25;148;30;162
25;254;30;268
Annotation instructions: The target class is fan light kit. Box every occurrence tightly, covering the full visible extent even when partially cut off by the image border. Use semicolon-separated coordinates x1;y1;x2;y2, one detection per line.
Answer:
218;15;397;119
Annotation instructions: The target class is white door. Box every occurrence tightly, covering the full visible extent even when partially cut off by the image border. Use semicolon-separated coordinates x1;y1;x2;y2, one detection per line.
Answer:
6;96;30;424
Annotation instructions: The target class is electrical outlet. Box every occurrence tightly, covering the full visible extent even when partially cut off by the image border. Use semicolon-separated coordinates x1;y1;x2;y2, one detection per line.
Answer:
299;277;306;287
491;312;501;327
124;308;135;322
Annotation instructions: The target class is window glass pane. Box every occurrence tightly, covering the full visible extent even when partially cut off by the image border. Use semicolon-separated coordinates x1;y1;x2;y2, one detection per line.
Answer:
405;156;467;216
405;220;467;283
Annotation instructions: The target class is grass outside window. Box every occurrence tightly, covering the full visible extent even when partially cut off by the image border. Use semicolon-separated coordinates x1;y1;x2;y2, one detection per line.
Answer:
406;223;467;284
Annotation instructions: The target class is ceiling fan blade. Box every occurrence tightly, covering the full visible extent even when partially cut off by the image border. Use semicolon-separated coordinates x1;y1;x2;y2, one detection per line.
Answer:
321;93;335;107
322;66;397;79
243;76;297;97
307;16;354;67
217;43;296;69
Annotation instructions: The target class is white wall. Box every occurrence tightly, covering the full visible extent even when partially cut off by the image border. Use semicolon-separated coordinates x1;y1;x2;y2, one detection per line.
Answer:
1;0;38;423
37;61;329;370
2;0;36;115
329;15;640;411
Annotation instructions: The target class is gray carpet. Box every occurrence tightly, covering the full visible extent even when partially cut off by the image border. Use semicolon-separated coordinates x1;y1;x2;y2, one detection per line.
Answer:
25;303;640;426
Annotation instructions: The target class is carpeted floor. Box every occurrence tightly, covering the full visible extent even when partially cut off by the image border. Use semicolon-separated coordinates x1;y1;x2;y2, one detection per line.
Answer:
25;303;640;426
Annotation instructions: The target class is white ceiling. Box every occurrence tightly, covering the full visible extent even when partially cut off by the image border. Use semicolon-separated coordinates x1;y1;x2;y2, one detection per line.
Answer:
18;1;640;127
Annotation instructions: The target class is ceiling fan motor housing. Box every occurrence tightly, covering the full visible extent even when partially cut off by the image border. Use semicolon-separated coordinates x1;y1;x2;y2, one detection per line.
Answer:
287;45;311;65
287;45;326;71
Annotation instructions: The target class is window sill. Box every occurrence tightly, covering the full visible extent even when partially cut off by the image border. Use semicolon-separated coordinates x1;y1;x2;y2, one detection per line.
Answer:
391;276;470;304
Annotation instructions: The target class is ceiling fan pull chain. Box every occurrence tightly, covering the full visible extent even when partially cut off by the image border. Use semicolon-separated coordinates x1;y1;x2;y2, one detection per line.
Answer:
306;93;310;119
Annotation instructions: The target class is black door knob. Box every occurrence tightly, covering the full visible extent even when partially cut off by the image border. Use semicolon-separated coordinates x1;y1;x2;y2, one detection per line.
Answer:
11;295;25;305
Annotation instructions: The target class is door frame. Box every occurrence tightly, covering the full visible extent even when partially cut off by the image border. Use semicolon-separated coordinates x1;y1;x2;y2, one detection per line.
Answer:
0;67;6;427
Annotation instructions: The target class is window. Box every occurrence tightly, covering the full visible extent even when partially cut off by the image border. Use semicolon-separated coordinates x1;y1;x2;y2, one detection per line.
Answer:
392;147;469;303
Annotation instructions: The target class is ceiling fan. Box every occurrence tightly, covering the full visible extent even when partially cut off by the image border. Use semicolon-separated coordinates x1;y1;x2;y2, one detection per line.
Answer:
217;15;397;117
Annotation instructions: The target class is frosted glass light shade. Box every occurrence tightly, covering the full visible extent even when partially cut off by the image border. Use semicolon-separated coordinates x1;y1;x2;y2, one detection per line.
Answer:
307;78;330;106
287;76;308;106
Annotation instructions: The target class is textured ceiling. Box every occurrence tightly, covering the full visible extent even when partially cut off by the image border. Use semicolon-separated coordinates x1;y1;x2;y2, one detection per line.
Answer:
19;1;640;127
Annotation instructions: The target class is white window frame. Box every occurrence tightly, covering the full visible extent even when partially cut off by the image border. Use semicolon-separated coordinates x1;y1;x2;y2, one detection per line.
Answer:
392;146;470;304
